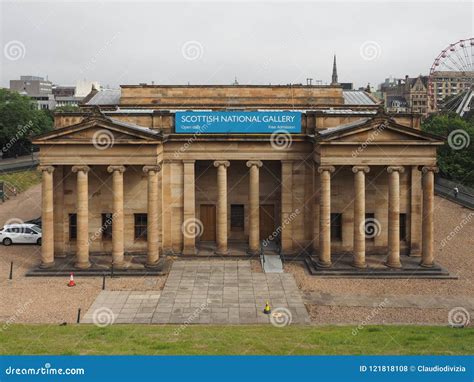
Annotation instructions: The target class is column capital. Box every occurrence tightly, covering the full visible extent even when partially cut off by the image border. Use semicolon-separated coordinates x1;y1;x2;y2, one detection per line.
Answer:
421;166;439;174
387;165;405;174
107;165;126;174
143;165;162;174
72;165;90;173
37;165;55;174
214;160;230;168
318;165;335;174
352;165;370;174
246;160;263;168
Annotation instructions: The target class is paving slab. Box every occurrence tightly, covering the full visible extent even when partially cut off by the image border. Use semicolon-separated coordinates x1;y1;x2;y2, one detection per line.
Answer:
83;259;310;325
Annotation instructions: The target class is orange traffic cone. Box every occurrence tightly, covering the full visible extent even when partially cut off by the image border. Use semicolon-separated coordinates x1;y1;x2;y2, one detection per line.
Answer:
67;272;76;287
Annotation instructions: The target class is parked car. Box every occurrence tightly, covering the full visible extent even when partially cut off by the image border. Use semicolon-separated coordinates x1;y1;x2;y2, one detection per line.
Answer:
25;217;41;227
0;223;42;245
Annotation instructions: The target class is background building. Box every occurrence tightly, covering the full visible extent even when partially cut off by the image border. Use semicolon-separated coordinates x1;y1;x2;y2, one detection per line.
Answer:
380;75;429;115
9;75;55;110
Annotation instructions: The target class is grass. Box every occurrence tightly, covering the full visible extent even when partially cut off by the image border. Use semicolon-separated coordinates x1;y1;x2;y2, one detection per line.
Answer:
0;325;472;355
0;170;41;193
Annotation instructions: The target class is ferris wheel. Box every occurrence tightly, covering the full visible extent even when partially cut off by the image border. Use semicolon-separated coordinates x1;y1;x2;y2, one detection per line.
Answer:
428;38;474;115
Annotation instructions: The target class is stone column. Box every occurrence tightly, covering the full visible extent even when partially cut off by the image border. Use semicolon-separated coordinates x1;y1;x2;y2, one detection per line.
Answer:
281;161;294;255
352;166;370;268
182;160;197;255
143;165;162;267
420;166;438;267
38;165;55;268
386;166;405;268
214;161;230;255
318;165;335;267
72;165;91;269
107;165;126;269
247;160;263;255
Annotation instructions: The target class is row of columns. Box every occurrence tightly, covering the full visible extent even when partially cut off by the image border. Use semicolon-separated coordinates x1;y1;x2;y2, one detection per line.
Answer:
38;164;162;269
317;165;438;268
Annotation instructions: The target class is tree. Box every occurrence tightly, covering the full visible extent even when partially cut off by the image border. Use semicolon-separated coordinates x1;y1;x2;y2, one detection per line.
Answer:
0;89;53;159
421;113;474;186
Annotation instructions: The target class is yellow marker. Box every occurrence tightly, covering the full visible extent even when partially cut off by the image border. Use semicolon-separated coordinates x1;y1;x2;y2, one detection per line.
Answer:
263;301;271;314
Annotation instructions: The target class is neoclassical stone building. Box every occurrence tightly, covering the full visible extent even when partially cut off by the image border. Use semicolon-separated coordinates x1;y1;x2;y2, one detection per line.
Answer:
33;84;443;272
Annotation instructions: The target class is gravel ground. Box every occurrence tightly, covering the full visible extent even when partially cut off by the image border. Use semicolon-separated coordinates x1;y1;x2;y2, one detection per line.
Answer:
0;185;167;324
0;186;472;325
287;197;474;325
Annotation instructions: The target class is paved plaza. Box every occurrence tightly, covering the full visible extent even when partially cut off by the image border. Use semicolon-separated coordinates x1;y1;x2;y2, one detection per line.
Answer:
82;260;310;325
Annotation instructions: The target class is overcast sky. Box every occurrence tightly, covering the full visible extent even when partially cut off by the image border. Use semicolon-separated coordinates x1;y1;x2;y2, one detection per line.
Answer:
0;1;472;89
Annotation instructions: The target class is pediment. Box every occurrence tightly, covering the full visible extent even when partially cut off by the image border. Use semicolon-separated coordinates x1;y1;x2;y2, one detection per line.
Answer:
318;117;443;145
33;116;162;145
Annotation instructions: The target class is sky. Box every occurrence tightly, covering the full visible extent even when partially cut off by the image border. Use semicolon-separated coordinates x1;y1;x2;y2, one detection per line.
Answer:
0;0;473;89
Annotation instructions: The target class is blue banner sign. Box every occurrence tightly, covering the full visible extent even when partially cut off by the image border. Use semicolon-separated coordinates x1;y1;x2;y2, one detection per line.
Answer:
1;356;472;382
175;111;302;134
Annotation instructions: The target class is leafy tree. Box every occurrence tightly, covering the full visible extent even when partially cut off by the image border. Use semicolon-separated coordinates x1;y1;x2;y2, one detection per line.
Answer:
422;113;474;186
0;89;53;159
55;105;80;112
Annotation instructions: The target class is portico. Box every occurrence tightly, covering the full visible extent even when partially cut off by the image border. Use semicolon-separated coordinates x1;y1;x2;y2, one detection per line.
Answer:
31;84;445;277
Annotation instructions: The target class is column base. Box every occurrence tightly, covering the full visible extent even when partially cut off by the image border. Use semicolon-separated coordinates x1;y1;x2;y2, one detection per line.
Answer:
215;249;229;256
145;260;161;269
182;247;198;255
247;248;260;256
408;250;422;257
39;261;55;269
385;260;402;269
316;259;332;268
281;249;296;256
112;261;127;270
419;260;434;268
75;261;91;269
352;261;367;269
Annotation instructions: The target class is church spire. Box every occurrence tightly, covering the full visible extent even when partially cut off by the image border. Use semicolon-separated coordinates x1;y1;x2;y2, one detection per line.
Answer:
331;54;338;85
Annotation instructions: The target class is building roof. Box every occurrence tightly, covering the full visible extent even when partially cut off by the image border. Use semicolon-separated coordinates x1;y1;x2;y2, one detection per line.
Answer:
318;118;370;136
85;88;121;105
342;90;377;105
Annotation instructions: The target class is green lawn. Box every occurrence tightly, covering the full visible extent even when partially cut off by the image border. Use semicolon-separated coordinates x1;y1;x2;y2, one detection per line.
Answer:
0;325;472;355
0;170;41;193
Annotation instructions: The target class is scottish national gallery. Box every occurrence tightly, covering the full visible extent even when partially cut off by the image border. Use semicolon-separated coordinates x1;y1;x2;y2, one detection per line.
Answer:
33;82;443;274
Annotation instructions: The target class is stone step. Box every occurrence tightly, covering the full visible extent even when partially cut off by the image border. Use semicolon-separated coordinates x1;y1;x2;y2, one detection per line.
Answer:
262;252;283;273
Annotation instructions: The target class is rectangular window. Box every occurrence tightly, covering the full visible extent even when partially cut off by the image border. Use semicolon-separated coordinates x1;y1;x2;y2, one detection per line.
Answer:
101;213;113;240
230;204;244;231
330;213;342;241
134;213;147;240
400;213;407;241
69;214;77;240
365;213;375;241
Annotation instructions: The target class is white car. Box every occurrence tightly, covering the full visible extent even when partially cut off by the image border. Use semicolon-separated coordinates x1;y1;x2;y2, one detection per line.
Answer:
0;223;42;246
